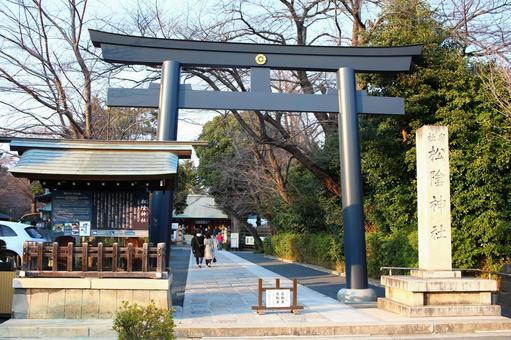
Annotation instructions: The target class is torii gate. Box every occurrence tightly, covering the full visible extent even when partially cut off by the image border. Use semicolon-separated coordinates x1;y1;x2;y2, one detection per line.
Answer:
90;29;422;302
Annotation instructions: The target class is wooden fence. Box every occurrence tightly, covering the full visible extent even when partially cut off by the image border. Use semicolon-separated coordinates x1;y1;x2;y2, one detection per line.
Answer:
22;242;167;279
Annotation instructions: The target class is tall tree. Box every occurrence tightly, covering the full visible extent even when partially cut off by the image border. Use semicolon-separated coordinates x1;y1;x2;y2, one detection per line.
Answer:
362;0;511;271
0;0;96;138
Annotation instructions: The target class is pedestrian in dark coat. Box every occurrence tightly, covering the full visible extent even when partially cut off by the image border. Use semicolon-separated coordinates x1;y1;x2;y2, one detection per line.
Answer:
191;231;205;268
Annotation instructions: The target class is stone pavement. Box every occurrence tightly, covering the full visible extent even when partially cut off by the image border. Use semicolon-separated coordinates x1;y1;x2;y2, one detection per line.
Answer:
174;250;511;338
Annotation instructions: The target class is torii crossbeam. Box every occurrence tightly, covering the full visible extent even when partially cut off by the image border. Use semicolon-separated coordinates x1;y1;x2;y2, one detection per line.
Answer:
90;29;422;302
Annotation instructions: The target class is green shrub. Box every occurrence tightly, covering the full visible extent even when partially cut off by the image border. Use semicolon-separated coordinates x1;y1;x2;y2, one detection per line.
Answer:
113;301;175;340
262;236;274;255
366;229;418;278
267;232;343;271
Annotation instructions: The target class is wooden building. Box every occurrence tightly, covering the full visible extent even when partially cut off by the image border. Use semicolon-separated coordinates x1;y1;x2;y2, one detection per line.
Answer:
173;194;230;236
2;137;198;243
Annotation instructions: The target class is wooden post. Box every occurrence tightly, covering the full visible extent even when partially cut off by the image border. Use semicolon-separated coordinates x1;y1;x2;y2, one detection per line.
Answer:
22;242;29;271
142;243;148;272
37;242;43;271
276;278;280;289
112;243;118;272
156;243;164;273
127;243;133;272
82;242;88;272
292;279;298;314
257;278;263;314
97;242;103;272
51;242;58;271
67;242;73;272
161;242;167;271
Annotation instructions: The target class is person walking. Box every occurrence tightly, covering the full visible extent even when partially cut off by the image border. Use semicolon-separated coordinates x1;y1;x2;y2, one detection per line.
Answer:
204;232;215;267
216;232;223;250
191;230;205;268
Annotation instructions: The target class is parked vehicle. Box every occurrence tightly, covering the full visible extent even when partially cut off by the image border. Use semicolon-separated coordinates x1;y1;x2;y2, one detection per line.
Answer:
0;221;48;267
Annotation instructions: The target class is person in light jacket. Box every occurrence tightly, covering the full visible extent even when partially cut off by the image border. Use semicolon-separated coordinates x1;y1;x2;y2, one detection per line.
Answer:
204;232;215;267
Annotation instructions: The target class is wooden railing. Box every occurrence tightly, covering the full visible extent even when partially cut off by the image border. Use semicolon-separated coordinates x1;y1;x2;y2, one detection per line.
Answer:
22;242;167;279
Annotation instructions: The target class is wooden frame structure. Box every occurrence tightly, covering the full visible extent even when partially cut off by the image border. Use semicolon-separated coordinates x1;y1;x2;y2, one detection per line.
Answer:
22;242;167;279
252;278;303;315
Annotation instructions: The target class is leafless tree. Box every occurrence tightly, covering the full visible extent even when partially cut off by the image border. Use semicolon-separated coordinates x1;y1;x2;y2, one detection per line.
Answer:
0;160;33;218
0;0;98;138
434;0;511;59
200;117;294;248
120;0;380;197
478;58;511;139
0;0;150;140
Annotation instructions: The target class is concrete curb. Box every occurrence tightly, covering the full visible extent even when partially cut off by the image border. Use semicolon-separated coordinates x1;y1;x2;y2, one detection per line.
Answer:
263;254;384;288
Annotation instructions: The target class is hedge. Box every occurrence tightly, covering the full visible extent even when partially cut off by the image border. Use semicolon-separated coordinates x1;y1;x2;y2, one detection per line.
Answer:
263;232;343;272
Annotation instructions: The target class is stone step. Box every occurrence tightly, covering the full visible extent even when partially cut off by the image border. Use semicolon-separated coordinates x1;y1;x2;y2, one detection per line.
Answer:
0;319;115;338
381;276;498;292
174;319;511;338
378;298;501;318
3;317;511;338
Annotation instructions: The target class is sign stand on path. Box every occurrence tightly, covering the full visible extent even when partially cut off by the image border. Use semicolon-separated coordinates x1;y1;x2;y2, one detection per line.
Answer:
252;278;303;315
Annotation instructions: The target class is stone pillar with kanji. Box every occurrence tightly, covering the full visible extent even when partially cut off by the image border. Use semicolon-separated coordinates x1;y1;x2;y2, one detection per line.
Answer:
377;125;500;317
414;125;454;276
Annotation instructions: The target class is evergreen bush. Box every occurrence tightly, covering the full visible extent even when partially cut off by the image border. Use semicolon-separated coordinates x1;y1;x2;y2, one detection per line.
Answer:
113;301;175;340
267;232;343;271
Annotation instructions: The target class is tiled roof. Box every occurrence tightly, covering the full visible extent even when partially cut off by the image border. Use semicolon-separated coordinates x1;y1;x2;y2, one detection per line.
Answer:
174;195;228;219
10;149;178;180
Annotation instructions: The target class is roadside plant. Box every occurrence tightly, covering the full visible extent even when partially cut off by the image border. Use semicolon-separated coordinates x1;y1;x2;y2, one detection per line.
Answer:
113;300;175;340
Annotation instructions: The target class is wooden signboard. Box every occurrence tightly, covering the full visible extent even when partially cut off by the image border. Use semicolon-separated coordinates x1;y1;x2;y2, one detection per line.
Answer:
252;278;303;315
92;191;149;237
51;190;149;237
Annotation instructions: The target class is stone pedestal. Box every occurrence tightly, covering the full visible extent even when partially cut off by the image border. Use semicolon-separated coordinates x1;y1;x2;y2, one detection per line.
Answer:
11;277;172;319
377;272;500;317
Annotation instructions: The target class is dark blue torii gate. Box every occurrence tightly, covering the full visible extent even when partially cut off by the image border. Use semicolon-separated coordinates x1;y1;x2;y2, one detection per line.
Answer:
90;29;422;302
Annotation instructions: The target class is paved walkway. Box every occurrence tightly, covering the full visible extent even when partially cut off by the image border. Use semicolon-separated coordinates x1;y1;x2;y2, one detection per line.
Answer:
233;251;385;299
174;250;511;338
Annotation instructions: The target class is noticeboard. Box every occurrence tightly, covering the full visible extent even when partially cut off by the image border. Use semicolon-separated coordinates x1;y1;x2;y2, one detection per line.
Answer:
266;289;291;308
92;191;149;237
52;191;92;236
230;232;239;248
52;190;149;237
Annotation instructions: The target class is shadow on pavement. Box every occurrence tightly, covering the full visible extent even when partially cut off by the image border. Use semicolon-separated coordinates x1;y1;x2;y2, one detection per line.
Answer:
232;251;385;299
170;245;191;307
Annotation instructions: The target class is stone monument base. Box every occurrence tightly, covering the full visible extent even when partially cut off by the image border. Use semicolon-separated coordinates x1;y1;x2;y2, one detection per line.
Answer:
377;271;501;317
11;277;171;319
337;288;377;304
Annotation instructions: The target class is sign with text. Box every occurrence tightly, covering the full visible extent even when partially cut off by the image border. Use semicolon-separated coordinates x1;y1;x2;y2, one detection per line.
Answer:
52;190;149;237
416;125;451;270
266;289;291;308
92;191;149;237
245;236;266;246
230;232;239;248
52;191;92;225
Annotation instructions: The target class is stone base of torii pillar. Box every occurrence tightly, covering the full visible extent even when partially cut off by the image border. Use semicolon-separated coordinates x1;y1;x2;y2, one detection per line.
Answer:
378;126;500;317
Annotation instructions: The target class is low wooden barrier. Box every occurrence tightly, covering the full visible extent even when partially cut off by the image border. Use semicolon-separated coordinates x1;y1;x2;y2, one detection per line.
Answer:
22;242;167;279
